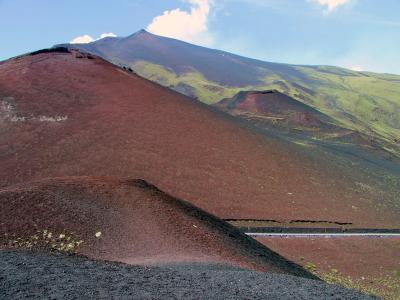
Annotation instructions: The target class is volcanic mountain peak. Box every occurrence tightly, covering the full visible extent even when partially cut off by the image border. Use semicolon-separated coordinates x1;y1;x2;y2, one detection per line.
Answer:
60;30;400;157
125;29;154;40
134;28;151;35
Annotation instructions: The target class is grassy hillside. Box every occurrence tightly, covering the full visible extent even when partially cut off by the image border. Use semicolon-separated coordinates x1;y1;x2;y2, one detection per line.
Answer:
62;30;400;157
131;60;400;157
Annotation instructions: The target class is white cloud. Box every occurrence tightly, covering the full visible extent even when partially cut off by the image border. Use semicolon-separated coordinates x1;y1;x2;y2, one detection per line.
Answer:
146;0;213;46
70;34;95;44
70;32;117;44
309;0;352;13
100;32;117;39
348;66;363;72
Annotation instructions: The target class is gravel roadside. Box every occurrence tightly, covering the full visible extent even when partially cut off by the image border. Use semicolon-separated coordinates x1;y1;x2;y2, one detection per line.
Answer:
0;250;377;299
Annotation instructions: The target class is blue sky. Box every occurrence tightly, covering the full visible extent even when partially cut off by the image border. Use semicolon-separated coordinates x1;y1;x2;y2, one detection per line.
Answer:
1;0;399;74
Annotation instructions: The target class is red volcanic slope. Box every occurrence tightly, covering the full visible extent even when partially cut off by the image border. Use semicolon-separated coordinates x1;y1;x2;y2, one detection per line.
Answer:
0;177;316;278
216;90;333;128
257;236;400;298
0;50;398;227
257;236;400;279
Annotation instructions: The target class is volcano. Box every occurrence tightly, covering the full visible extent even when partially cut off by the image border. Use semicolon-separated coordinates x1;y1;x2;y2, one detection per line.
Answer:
216;90;334;129
0;48;399;228
60;29;400;158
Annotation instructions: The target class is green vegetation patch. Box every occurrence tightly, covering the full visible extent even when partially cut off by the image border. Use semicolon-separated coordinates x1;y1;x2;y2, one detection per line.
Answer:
130;60;400;157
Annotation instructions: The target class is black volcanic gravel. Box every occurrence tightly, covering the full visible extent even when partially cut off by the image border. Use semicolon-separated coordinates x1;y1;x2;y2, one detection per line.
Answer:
0;251;376;300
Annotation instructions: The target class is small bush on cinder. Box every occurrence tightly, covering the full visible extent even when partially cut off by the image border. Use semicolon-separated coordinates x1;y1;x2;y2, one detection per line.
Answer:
6;229;84;254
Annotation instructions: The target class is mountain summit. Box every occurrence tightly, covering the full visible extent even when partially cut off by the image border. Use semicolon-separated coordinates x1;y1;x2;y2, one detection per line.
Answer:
60;30;400;158
60;29;306;87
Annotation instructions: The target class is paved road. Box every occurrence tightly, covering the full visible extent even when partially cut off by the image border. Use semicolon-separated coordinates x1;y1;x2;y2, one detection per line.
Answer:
246;232;400;237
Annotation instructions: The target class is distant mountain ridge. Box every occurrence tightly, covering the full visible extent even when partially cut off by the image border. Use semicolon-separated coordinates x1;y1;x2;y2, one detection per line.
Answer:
60;29;307;87
58;30;400;157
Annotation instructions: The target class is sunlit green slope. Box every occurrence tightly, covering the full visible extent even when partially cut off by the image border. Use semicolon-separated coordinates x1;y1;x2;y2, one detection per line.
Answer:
132;61;400;156
61;30;400;156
